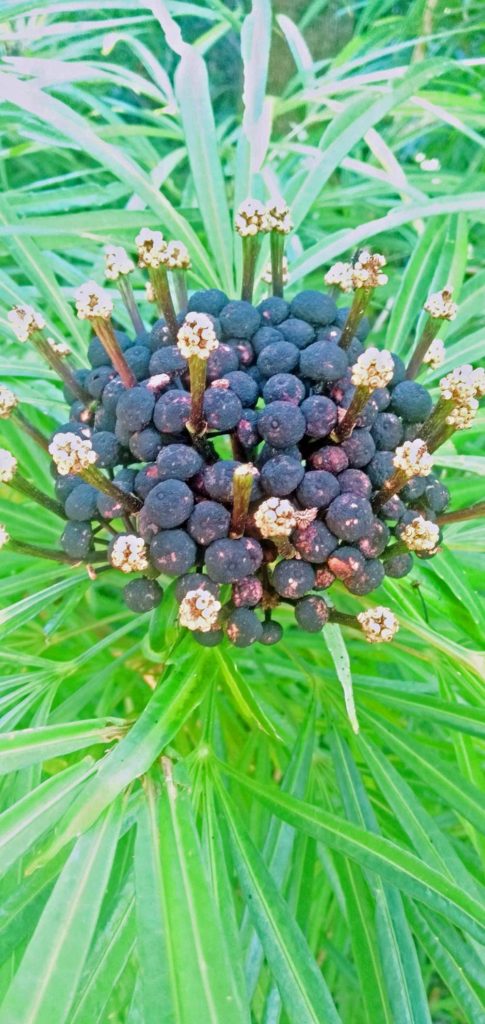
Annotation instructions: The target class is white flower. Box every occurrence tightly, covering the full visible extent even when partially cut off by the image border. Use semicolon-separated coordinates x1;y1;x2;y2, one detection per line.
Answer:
104;245;135;280
0;523;10;549
262;256;289;285
352;250;388;290
324;261;354;293
351;347;394;390
0;449;17;483
0;386;18;419
110;534;148;573
357;606;399;643
47;337;71;357
75;281;113;321
393;439;433;478
423;337;445;370
424;286;457;321
265;199;293;235
254;497;298;538
400;515;440;553
471;367;485;398
177;312;219;360
8;304;46;342
49;432;97;476
179;586;221;632
135;228;167;268
159;240;191;270
235;198;269;237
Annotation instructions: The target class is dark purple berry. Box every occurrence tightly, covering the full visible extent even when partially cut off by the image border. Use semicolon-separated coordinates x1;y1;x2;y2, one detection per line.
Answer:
187;501;231;545
157;444;203;481
341;429;376;468
296;470;340;510
385;553;413;578
278;318;315;349
61;521;94;559
290;290;337;326
149;346;186;376
261;455;304;497
301;395;337;438
389;354;406;386
237;410;259;448
220;300;260;339
203;388;243;431
204;538;253;583
150;529;197;576
345;558;385;594
88;336;111;368
102;377;126;415
401;476;427;502
193;628;224;647
129;428;163;462
328;545;366;582
222;371;259;406
258;620;283;645
134;464;160;499
175;573;219;603
143;479;194;528
424;477;449;513
326;494;374;542
299;341;348;382
91;431;121;469
262;373;306;406
380;495;406;521
239;537;264;573
226;608;263;647
257;297;290;325
55;474;83;503
292;520;337;563
390;380;433;423
371;412;404;451
314;567;336;590
85;366;115;400
206;344;239;382
367;451;395;488
272;559;315;598
65;484;98;522
257;342;299;378
232;576;263;607
153;391;191;434
358;518;390;557
252;326;284;356
257;401;306;448
310;446;349;474
124;344;151;380
203;461;242;502
124;578;163;612
117;386;155;432
338;469;372;499
187;289;228;317
295;595;329;632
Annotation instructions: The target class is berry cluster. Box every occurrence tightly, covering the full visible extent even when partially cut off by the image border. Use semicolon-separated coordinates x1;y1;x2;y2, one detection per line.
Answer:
1;208;484;652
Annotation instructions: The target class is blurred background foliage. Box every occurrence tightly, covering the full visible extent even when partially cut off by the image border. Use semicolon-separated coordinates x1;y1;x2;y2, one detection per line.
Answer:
0;3;484;1023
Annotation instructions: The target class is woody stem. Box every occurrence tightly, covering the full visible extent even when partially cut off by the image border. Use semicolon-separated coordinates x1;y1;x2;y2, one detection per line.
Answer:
149;267;179;340
335;387;372;441
187;356;207;437
242;235;262;303
230;472;254;538
339;288;370;351
436;501;485;526
405;318;440;380
81;465;142;514
9;474;66;518
270;233;285;298
92;319;137;388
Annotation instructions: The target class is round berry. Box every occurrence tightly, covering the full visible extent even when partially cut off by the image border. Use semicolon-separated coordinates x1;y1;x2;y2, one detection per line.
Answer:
314;567;335;590
232;576;263;608
338;469;372;499
204;538;253;583
124;578;163;612
385;553;413;578
223;371;259;406
259;620;283;645
239;536;264;573
187;500;230;545
206;344;239;382
390;380;433;423
358;518;390;557
345;558;385;595
371;412;404;451
65;484;99;522
85;366;115;400
193;628;224;647
237;410;259;448
257;341;299;378
226;608;263;647
295;595;329;632
257;297;290;325
61;521;94;559
157;444;203;481
272;559;315;598
88;336;111;368
134;464;160;499
373;387;391;411
257;401;306;448
261;455;304;497
143;479;194;528
220;300;260;339
389;354;406;386
367;451;395;488
91;431;121;469
93;405;116;432
117;386;155;432
149;346;186;376
341;429;376;468
328;545;366;582
102;377;126;415
380;496;406;521
252;326;284;356
124;344;151;381
310;446;348;474
296;470;340;510
278;318;315;349
290;290;337;326
187;289;228;316
262;373;306;406
55;474;82;503
153;391;191;434
150;529;196;576
129;428;163;462
203;388;242;431
301;396;337;438
203;461;242;502
424;477;449;513
326;494;374;542
292;520;337;563
300;341;348;382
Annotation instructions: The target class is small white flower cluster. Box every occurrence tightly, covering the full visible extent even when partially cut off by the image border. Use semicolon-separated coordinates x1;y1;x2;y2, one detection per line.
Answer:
104;245;135;281
0;385;18;419
0;449;17;483
352;250;388;290
393;439;433;477
8;304;46;342
49;432;97;476
177;312;219;360
254;497;297;538
110;534;148;573
424;286;457;321
357;606;399;644
234;463;258;481
235;198;269;237
401;515;440;553
0;523;10;549
75;281;113;321
423;337;445;370
324;261;354;293
135;228;167;269
159;240;191;270
351;347;394;390
48;338;71;357
439;365;483;430
265;199;293;235
179;586;221;633
262;256;289;286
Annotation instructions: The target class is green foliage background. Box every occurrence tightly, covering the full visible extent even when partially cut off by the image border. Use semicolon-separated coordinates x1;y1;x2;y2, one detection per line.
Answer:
0;2;484;1022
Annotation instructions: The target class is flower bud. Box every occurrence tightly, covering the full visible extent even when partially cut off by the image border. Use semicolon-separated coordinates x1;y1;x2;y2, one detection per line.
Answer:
109;534;148;573
8;304;46;342
265;199;292;235
352;250;388;290
49;432;97;476
75;281;113;321
160;240;191;270
254;497;298;538
423;337;445;370
351;347;394;390
0;524;9;549
324;261;354;293
400;515;440;553
357;606;399;643
235;198;269;237
104;245;135;280
393;439;433;477
424;286;457;320
0;449;17;483
179;586;221;632
0;385;18;419
135;228;167;268
177;312;219;360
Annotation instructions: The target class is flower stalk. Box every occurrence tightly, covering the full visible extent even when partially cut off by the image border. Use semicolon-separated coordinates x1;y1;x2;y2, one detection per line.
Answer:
406;287;457;380
230;465;257;538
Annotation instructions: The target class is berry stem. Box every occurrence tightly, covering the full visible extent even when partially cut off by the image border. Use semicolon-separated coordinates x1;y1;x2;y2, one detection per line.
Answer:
6;538;91;563
372;468;409;513
187;355;207;437
148;267;178;340
334;386;371;441
241;235;262;303
31;331;90;404
339;288;369;351
172;270;188;313
328;609;360;629
9;474;66;518
436;501;485;526
81;465;142;514
270;233;285;298
92;319;137;388
117;277;144;336
230;468;255;538
420;398;455;451
405;317;440;380
380;540;409;561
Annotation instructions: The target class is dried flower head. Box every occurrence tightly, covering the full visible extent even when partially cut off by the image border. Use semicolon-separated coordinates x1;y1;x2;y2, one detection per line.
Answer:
324;261;354;293
104;245;135;280
0;449;17;483
351;347;394;389
235;198;269;237
135;228;167;269
0;523;10;549
0;385;19;419
393;439;433;477
49;432;97;476
110;534;148;573
254;497;298;538
471;367;485;399
265;199;293;235
75;281;113;321
177;312;219;360
352;250;388;290
159;240;191;270
262;256;289;286
48;337;71;357
424;286;457;321
439;365;479;426
179;586;221;633
423;337;445;370
8;304;46;342
445;400;478;430
401;515;440;553
357;606;399;643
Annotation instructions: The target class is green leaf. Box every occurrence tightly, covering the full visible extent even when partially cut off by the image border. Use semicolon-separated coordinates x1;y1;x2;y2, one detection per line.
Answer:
0;720;122;776
406;902;485;1024
322;622;359;733
215;647;281;739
